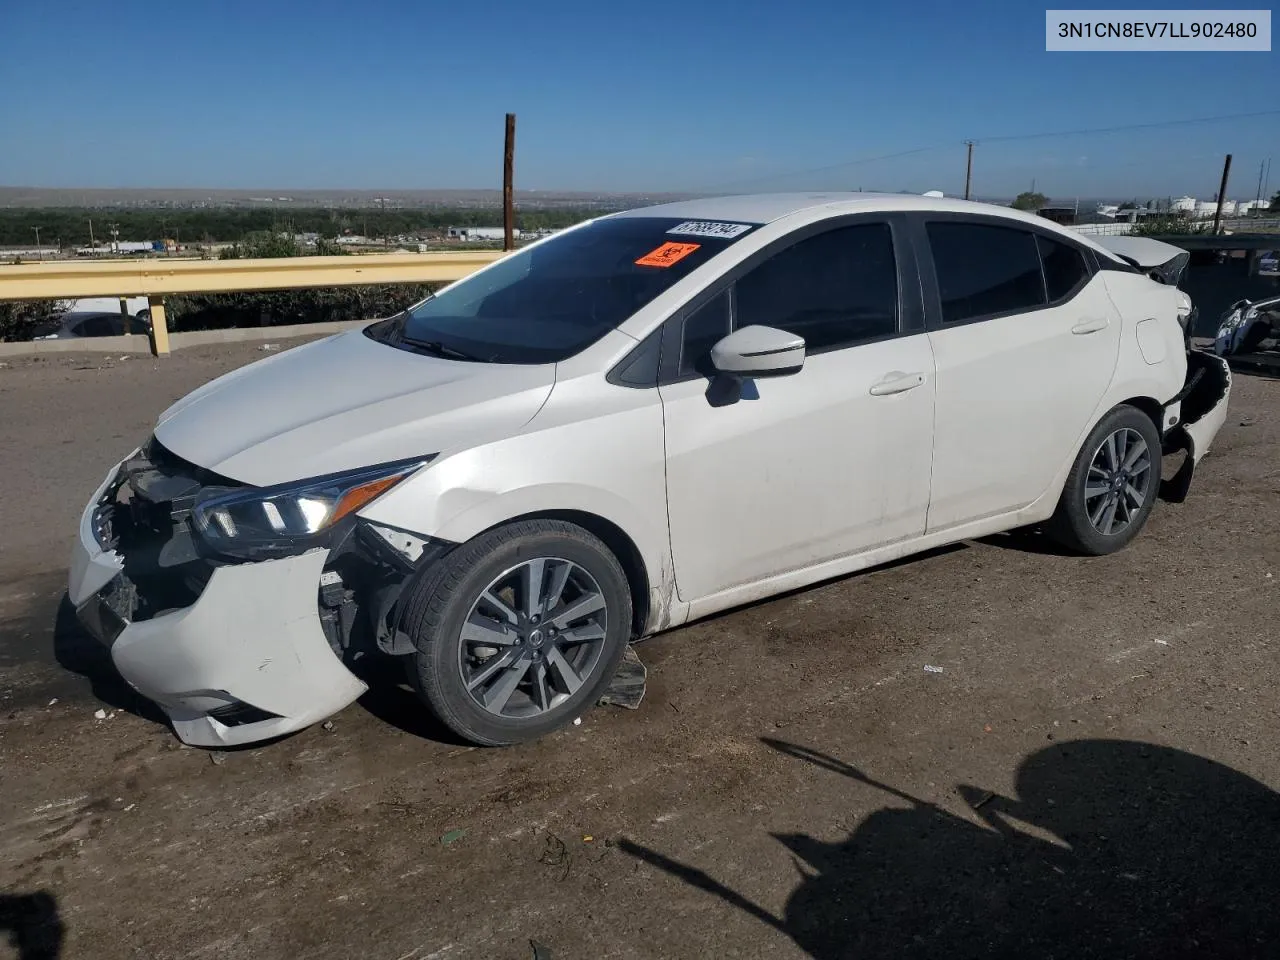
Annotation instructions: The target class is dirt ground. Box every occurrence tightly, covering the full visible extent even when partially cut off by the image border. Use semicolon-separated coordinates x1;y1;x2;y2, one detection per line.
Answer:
1;340;1278;960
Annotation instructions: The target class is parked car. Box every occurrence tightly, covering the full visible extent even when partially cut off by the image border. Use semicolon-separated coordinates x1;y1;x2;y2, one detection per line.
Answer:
31;309;152;341
1214;293;1280;356
68;193;1231;748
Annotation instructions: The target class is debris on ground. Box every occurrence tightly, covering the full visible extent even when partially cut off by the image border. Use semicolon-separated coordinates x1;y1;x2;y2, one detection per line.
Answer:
210;752;226;766
47;698;57;706
322;720;335;732
440;829;466;846
572;717;582;726
259;343;280;352
93;709;106;720
598;645;647;709
923;665;944;674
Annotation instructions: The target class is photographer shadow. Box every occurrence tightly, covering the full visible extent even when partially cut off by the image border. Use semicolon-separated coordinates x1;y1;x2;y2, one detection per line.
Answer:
623;737;1280;958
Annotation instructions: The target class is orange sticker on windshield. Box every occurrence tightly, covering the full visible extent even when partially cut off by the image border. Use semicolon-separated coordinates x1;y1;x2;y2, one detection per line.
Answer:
635;241;700;268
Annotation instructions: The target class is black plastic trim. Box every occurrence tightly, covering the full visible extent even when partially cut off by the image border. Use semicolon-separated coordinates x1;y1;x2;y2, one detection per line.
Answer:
606;327;662;388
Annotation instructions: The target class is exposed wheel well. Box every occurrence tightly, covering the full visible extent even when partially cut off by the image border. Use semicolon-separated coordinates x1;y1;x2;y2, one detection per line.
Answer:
481;510;651;638
1118;396;1165;436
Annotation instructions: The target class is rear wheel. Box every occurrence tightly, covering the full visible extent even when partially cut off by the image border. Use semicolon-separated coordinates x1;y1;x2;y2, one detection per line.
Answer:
1047;405;1161;556
400;519;631;746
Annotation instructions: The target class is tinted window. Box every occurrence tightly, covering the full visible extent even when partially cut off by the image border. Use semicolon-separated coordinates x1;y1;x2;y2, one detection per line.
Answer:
679;290;730;376
75;314;117;337
1037;234;1090;301
734;223;898;351
927;222;1046;323
373;217;757;364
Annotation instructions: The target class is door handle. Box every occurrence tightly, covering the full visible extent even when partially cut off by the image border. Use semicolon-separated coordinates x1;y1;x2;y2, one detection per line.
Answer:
1071;317;1109;335
869;372;926;396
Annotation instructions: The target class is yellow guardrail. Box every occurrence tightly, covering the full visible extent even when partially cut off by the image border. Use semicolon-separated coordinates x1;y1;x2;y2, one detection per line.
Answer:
0;251;506;355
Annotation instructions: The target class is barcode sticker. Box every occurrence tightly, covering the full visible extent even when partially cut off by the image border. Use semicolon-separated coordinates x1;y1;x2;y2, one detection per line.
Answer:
666;221;753;239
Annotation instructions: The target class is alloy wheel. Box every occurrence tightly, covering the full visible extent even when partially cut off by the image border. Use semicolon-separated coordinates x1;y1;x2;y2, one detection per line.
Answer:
457;557;609;719
1085;427;1153;536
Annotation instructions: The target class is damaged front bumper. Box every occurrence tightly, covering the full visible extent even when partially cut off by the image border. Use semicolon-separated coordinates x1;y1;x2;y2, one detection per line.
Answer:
68;454;369;747
1161;350;1232;501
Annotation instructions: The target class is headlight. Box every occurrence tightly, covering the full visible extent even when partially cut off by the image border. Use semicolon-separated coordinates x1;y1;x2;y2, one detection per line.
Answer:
192;456;431;558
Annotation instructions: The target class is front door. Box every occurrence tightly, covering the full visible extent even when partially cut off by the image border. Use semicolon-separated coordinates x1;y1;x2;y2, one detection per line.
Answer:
659;220;937;604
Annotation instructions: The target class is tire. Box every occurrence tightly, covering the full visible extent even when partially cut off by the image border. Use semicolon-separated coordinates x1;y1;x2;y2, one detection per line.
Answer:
1047;404;1162;556
400;519;632;746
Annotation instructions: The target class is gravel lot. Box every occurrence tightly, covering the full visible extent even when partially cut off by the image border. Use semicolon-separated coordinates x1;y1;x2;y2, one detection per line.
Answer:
1;340;1278;960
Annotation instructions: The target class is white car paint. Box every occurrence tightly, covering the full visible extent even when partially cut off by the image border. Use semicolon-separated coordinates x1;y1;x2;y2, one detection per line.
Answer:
924;273;1123;532
660;333;935;601
67;192;1230;746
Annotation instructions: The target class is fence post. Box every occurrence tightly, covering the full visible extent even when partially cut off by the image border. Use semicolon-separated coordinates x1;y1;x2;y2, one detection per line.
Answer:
147;296;170;356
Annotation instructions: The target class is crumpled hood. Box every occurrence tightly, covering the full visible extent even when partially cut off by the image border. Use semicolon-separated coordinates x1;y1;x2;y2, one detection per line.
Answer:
154;329;555;485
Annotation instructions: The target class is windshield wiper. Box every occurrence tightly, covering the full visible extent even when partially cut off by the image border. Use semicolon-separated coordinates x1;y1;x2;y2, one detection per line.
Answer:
400;337;489;362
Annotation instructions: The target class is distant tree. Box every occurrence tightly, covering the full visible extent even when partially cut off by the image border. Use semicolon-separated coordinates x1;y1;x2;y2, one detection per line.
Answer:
1011;191;1048;211
1132;213;1208;237
0;300;60;342
219;230;303;259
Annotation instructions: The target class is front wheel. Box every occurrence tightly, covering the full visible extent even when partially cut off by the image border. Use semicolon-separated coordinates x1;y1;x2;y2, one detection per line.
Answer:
400;519;632;746
1047;405;1162;556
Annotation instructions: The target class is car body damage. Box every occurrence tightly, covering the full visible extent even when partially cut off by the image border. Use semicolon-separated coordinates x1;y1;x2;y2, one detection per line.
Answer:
1091;234;1232;500
1214;293;1280;358
1160;349;1232;502
67;193;1239;749
67;439;451;746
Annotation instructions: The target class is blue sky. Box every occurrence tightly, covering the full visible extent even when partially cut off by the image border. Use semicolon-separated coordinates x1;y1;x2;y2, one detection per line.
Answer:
0;0;1275;199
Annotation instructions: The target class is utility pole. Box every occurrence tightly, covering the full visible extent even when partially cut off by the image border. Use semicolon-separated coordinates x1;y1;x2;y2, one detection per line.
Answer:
32;226;41;259
1212;153;1232;234
503;113;516;251
963;140;975;201
1255;160;1266;216
89;218;95;249
108;222;120;254
1263;159;1272;211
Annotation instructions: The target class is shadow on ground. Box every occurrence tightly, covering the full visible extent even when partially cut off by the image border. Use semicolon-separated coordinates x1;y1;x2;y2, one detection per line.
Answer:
0;891;64;960
50;594;167;726
348;654;470;746
622;738;1280;959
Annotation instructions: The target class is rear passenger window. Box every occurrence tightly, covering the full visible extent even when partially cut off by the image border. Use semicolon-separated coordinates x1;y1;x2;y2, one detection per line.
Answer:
927;222;1046;323
734;223;898;351
1037;235;1090;301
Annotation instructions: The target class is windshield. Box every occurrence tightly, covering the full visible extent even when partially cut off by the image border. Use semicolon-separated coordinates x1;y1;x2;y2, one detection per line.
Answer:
367;216;759;364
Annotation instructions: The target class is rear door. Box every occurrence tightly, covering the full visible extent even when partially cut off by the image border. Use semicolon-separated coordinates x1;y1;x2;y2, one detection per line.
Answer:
917;216;1121;532
658;217;936;603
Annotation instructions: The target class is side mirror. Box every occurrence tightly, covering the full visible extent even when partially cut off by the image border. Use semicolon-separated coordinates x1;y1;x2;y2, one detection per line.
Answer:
710;324;805;378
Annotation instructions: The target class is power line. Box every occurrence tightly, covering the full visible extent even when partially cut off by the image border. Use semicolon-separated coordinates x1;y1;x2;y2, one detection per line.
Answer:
700;108;1280;193
975;109;1280;144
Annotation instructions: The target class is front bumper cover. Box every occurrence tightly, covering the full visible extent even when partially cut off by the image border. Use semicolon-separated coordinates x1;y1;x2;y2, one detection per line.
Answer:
68;459;368;747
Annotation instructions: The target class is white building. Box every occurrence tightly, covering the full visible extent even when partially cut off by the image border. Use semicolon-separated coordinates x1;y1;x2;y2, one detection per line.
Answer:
447;226;520;241
1171;196;1197;213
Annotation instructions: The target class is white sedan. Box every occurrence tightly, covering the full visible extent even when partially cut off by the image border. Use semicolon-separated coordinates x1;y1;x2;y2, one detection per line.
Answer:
68;193;1231;748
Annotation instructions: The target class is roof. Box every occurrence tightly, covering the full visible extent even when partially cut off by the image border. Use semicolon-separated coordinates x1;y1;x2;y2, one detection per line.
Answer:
607;191;1126;260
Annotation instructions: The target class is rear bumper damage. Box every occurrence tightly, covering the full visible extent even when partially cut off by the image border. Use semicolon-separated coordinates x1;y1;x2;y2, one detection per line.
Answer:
1161;350;1232;502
